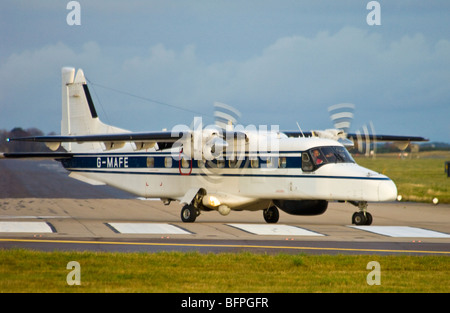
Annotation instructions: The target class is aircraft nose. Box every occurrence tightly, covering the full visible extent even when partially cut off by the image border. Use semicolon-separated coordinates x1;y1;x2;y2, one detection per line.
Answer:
378;179;397;201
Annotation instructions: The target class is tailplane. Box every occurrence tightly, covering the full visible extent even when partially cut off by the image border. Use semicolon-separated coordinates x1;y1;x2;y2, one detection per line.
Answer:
61;67;128;152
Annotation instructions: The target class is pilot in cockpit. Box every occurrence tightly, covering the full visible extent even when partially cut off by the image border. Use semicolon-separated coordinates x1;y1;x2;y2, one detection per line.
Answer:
312;149;323;165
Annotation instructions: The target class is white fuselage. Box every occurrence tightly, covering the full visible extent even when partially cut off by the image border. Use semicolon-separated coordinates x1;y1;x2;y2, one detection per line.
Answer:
61;137;397;211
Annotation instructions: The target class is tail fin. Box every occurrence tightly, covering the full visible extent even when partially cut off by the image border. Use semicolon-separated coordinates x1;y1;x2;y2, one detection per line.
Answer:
61;67;128;152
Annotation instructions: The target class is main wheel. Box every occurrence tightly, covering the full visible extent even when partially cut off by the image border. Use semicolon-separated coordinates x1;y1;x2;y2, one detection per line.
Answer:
263;206;279;223
181;205;197;223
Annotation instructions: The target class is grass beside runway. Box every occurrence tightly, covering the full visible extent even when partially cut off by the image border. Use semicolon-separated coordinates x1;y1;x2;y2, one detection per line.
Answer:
355;152;450;204
0;249;449;292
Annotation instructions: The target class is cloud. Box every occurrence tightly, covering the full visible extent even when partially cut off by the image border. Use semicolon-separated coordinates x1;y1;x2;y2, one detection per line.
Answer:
0;41;105;128
121;43;201;100
0;27;449;141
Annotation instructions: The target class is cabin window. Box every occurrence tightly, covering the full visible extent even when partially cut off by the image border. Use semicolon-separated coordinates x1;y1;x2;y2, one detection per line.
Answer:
146;157;154;168
266;157;274;169
197;159;205;168
302;152;314;171
229;158;238;168
164;157;172;168
251;158;259;168
263;156;279;169
279;157;287;168
217;159;225;168
181;158;190;168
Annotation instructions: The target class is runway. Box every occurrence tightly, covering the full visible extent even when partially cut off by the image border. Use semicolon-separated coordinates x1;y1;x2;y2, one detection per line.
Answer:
1;159;449;255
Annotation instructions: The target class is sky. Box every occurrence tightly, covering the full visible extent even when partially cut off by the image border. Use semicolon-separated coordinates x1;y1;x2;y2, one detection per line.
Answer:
1;0;449;143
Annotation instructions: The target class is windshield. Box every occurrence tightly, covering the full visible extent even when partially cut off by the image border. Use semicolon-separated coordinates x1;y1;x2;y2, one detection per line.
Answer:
304;146;355;170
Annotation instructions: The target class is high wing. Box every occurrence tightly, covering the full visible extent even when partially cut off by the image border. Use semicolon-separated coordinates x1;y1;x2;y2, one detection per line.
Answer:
4;129;245;158
7;130;245;144
5;131;184;153
4;129;427;160
345;133;428;142
7;131;183;143
283;130;428;144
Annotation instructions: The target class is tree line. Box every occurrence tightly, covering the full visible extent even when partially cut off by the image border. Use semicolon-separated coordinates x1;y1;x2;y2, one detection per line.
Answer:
0;128;60;152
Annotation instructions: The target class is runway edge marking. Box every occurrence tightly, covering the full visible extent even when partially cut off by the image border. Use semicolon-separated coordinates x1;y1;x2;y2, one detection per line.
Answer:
0;222;55;233
348;226;450;238
106;223;193;235
227;223;325;236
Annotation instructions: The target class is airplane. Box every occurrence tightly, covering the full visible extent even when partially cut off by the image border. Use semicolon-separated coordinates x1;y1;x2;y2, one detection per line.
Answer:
1;67;429;225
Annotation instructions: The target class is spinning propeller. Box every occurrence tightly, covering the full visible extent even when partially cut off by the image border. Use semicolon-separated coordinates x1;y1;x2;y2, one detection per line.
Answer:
327;103;428;155
328;103;377;156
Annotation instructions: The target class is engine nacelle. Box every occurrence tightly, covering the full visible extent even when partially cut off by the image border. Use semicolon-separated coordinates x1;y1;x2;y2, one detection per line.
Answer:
273;200;328;216
179;128;228;161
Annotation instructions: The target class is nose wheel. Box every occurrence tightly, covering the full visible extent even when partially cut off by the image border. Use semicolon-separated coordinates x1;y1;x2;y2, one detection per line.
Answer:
352;211;373;225
350;201;373;225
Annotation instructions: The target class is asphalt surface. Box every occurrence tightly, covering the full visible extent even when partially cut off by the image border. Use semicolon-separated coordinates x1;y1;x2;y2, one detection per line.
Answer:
1;159;449;255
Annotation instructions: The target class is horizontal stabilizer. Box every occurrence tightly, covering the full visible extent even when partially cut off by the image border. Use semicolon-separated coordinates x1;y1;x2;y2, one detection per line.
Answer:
0;152;73;159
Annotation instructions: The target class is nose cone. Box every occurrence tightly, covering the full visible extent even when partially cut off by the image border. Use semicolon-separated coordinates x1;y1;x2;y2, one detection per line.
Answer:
378;180;398;201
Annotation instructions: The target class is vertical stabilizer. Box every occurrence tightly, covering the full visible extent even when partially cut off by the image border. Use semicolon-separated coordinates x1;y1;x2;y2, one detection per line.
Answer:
60;67;128;152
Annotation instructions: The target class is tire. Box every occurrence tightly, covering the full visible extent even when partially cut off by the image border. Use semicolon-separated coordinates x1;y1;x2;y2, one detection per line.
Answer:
352;212;367;225
263;206;279;223
365;212;373;225
181;205;197;223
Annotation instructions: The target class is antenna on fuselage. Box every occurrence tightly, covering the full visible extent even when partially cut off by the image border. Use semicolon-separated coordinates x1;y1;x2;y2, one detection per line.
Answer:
296;122;305;137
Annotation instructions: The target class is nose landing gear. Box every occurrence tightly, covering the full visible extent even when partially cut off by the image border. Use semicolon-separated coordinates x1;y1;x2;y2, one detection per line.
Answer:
350;201;373;225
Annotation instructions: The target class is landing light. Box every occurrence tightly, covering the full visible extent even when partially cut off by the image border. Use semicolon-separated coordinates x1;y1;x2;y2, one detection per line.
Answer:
208;196;221;207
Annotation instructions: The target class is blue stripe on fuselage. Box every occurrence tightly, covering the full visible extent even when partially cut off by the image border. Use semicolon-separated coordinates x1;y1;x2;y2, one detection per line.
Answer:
60;153;389;181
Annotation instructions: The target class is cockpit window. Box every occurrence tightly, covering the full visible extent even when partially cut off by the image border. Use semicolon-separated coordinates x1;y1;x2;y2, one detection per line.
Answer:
333;146;355;163
304;146;354;171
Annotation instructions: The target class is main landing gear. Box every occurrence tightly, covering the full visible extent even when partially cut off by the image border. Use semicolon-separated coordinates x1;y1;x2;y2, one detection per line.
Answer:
263;206;279;223
181;204;200;223
180;190;205;223
350;201;373;226
182;204;281;223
